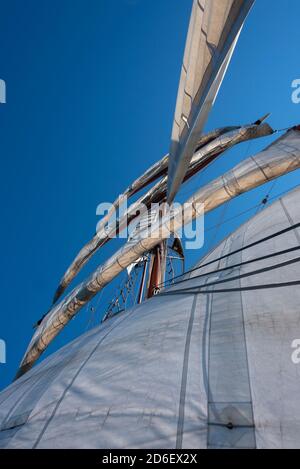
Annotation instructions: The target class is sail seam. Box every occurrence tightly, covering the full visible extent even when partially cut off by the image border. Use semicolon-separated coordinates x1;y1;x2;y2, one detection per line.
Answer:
176;294;198;449
165;245;300;289
239;225;257;449
279;198;300;245
161;254;300;296
161;279;300;295
32;309;137;449
206;239;229;448
161;221;300;285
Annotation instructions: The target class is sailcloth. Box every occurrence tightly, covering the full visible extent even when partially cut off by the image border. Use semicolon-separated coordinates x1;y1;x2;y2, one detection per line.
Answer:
2;183;300;448
167;0;255;202
16;127;300;378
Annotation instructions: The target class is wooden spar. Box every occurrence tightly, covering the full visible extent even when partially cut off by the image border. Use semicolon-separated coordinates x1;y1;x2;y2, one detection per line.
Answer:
147;245;162;298
15;127;300;379
53;122;273;303
160;239;167;286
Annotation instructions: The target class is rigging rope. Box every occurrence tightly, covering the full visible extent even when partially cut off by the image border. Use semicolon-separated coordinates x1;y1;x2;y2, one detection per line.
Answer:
159;179;300;289
162;244;300;290
160;254;300;297
205;203;261;234
160;279;300;296
159;220;300;287
207;200;229;251
274;126;292;133
85;289;104;330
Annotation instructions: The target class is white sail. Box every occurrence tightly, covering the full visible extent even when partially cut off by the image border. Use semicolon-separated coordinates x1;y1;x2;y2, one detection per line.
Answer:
167;0;255;202
2;183;300;448
16;127;300;377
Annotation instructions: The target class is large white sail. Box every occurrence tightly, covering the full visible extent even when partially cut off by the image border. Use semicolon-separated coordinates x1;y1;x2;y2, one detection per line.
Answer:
2;183;300;448
16;127;300;377
167;0;255;202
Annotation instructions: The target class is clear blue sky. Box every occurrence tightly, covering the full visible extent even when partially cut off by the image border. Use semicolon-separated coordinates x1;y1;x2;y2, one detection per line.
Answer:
0;0;299;389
